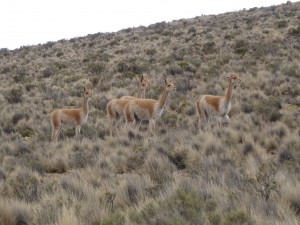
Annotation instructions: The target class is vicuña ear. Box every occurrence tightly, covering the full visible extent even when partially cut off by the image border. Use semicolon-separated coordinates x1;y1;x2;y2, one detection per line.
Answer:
225;76;230;79
165;78;168;84
84;86;86;91
141;75;144;82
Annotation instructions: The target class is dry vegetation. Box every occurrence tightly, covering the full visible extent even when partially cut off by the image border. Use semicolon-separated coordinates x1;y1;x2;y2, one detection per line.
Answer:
0;2;300;225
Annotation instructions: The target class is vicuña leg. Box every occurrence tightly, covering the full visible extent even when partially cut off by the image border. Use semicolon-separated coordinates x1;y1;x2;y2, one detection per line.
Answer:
75;125;81;138
222;115;230;127
149;119;156;134
51;125;61;142
200;114;208;131
108;116;114;137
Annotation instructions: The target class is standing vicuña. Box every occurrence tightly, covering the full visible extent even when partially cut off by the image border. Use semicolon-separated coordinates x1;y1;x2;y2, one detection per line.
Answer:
106;75;150;136
195;74;241;130
125;79;176;133
51;87;93;142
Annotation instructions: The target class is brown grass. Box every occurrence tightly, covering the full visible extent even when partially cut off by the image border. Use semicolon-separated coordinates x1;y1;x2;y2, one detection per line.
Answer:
0;2;300;225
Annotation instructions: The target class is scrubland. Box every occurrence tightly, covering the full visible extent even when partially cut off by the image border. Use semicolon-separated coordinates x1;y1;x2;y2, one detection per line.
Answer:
0;2;300;225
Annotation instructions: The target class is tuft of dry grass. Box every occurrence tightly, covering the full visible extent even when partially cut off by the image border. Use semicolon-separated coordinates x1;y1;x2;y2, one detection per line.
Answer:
0;199;29;225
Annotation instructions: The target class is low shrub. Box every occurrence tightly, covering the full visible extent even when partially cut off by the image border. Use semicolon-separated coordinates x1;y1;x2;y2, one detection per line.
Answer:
102;211;125;225
7;167;40;202
4;87;24;104
255;98;282;122
288;26;300;37
223;211;250;225
276;20;288;28
233;39;249;55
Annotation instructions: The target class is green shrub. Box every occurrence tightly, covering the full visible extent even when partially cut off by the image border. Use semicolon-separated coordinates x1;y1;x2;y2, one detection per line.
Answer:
241;102;253;113
215;55;231;66
202;41;217;54
145;48;157;56
1;66;11;73
207;213;221;225
164;189;205;223
276;20;288;28
282;64;299;78
8;168;39;202
167;149;187;170
224;34;234;40
269;111;282;122
42;67;53;78
160;111;178;127
1;118;14;134
53;62;67;70
102;211;125;225
25;83;36;92
205;199;218;212
56;52;64;57
12;113;29;125
116;60;149;75
223;211;250;225
255;98;282;122
13;67;27;83
130;189;205;225
86;63;106;75
129;202;158;224
17;127;35;138
188;26;196;34
62;128;75;138
245;163;279;201
0;200;29;225
233;40;249;55
278;149;294;164
288;26;300;37
289;197;300;216
243;143;255;155
4;87;24;104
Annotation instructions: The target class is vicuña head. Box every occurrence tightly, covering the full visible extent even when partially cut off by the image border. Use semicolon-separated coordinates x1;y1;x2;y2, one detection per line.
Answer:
125;78;176;133
121;75;151;100
51;86;93;142
195;73;241;130
107;75;151;136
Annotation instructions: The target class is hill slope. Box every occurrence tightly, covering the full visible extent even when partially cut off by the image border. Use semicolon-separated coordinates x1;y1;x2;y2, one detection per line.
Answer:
0;2;300;225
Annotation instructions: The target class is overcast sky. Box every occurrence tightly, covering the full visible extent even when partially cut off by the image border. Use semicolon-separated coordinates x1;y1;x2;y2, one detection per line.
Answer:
0;0;297;50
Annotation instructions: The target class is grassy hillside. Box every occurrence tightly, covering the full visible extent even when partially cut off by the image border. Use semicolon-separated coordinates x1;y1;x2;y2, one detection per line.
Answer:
0;2;300;225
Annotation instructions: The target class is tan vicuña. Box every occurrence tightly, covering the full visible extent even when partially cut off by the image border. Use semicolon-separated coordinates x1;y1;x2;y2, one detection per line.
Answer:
107;75;150;136
51;87;93;142
195;73;241;130
125;79;176;133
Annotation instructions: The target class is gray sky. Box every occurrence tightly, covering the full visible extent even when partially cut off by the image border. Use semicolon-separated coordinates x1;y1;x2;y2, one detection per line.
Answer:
0;0;297;50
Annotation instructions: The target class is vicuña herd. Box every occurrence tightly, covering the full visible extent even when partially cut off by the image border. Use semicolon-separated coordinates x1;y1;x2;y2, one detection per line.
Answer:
50;74;241;142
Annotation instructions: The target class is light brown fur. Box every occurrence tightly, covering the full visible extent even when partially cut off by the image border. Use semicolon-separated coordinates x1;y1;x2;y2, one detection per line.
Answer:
51;87;93;142
195;74;241;130
125;79;176;133
107;75;150;136
204;96;220;111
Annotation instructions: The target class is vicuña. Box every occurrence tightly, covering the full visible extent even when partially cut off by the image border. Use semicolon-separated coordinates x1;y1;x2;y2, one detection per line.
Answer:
125;78;176;133
106;75;150;136
195;74;241;130
51;87;93;142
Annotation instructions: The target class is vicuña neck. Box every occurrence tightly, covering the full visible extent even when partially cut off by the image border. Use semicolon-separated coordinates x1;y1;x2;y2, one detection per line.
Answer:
225;79;234;103
158;89;170;108
83;97;89;114
137;86;145;98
